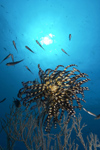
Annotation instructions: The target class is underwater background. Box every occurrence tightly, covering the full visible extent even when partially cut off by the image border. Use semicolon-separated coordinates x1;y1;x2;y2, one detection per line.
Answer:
0;0;100;149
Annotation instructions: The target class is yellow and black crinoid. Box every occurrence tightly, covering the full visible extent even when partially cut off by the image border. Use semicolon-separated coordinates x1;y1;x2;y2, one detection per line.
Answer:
18;64;90;132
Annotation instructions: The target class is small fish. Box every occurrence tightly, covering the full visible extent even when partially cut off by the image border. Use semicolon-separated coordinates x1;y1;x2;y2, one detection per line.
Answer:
0;54;12;64
25;66;33;74
83;108;100;119
36;40;45;50
25;46;34;53
61;49;70;56
0;5;5;8
12;40;18;52
3;47;7;51
0;98;6;103
83;108;100;120
13;98;21;108
6;59;24;66
69;34;71;40
83;108;96;117
11;54;14;62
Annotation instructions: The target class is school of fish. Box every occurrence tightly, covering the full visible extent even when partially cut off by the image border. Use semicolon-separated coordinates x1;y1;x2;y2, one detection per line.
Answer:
0;34;100;125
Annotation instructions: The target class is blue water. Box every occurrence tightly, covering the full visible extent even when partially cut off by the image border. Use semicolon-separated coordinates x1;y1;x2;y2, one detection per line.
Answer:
0;0;100;149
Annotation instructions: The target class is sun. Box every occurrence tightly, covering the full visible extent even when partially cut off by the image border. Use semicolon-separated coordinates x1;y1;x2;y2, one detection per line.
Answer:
40;33;55;45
